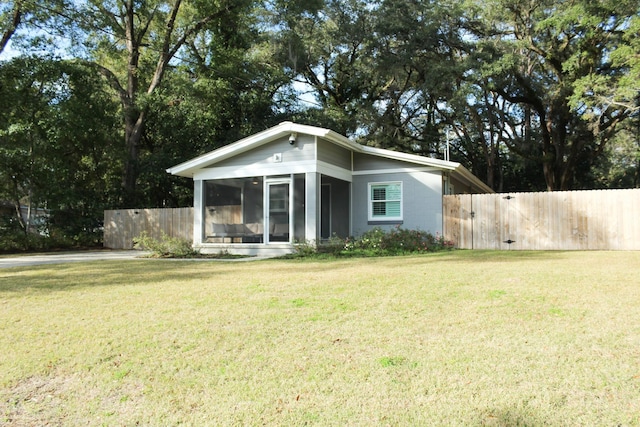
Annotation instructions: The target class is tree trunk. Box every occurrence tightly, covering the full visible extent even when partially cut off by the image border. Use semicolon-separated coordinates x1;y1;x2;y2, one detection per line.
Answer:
0;0;22;54
121;109;146;206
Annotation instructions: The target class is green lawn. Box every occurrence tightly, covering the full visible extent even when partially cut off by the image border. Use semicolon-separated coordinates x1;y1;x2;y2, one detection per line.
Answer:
1;251;639;426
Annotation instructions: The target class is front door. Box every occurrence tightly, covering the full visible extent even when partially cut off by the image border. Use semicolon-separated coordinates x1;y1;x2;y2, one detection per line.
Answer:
266;181;290;243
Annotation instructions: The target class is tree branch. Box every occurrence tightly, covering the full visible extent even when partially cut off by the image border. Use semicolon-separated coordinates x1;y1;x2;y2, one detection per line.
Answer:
75;60;127;101
0;0;23;54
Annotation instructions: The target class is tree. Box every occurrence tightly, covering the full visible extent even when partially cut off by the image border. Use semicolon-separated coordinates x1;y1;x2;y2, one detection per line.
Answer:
0;56;53;233
0;0;67;55
464;0;638;190
54;0;256;206
0;56;120;241
0;0;22;53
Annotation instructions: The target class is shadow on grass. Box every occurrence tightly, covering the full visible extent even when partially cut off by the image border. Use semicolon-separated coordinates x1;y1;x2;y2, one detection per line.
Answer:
0;260;234;294
418;249;571;263
479;407;549;427
0;250;577;294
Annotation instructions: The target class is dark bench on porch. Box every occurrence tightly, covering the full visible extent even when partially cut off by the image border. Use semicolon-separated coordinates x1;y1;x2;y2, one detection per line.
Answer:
208;223;289;243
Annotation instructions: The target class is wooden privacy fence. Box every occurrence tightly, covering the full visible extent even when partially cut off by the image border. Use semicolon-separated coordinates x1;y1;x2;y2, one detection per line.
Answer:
443;188;640;250
104;208;193;249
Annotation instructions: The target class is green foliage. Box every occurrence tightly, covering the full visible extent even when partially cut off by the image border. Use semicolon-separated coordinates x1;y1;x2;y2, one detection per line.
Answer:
292;227;454;259
0;229;53;253
1;0;639;240
344;226;453;256
292;239;318;257
133;231;200;258
0;216;79;253
0;56;122;250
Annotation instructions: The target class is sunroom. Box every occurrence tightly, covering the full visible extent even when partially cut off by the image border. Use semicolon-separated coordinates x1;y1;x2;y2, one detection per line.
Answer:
200;174;350;251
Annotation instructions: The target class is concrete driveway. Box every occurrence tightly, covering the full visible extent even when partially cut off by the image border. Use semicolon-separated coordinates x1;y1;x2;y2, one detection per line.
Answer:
0;250;148;269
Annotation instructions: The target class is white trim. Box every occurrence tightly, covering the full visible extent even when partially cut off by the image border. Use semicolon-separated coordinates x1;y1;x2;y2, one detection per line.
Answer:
167;121;493;194
352;166;439;176
316;161;353;182
265;178;292;244
193;160;353;183
358;145;458;170
194;180;204;246
167;121;359;177
368;181;403;222
193;160;317;180
305;172;319;243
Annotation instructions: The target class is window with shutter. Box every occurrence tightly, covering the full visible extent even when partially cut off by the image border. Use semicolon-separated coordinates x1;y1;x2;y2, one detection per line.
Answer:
368;182;402;221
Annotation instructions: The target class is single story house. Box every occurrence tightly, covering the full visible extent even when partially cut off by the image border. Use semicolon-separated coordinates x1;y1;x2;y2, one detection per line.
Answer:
167;121;493;255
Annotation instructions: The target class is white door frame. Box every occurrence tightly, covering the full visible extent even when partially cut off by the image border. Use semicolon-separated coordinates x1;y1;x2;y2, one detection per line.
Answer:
265;177;292;244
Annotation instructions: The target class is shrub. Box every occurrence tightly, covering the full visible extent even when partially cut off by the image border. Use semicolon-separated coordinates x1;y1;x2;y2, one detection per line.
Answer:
342;226;454;256
293;239;318;257
133;231;199;258
0;217;78;253
317;234;348;256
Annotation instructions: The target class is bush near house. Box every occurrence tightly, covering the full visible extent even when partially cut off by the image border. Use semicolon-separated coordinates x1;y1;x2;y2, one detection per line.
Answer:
133;231;200;258
308;226;454;257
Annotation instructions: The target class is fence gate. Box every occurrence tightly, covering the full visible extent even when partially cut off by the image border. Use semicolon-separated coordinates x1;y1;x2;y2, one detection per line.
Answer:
443;189;640;250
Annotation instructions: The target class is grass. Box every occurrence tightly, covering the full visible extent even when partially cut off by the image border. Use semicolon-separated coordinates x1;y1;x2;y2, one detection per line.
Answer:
1;250;639;426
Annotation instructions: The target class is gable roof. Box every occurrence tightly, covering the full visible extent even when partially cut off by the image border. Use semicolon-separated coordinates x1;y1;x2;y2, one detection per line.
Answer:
167;121;493;193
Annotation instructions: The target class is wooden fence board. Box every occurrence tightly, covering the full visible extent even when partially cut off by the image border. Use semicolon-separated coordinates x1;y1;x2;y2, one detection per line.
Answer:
443;189;640;250
106;189;640;251
104;208;194;249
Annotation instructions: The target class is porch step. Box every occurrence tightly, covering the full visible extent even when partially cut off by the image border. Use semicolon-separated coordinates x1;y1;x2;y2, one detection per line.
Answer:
198;243;294;257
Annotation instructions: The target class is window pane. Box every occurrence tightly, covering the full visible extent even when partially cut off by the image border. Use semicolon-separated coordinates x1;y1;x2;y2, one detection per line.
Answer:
372;187;386;201
386;184;401;201
386;201;401;216
372;201;386;216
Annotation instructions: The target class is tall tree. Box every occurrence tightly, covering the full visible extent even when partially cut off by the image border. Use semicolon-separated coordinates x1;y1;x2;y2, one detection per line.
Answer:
57;0;255;206
464;0;638;190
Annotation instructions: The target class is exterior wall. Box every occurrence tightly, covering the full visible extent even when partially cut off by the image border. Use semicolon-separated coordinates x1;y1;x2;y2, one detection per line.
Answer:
447;173;478;194
317;138;351;170
184;131;468;253
353;152;412;171
209;134;315;169
352;169;443;237
194;135;319;181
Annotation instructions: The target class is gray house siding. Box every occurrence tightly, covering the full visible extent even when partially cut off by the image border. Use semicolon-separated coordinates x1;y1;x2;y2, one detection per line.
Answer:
317;138;352;170
208;134;316;168
353;152;411;171
447;174;476;194
352;170;443;237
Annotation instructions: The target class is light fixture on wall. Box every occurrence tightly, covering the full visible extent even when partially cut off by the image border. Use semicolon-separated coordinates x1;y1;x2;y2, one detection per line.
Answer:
288;132;297;145
251;177;259;185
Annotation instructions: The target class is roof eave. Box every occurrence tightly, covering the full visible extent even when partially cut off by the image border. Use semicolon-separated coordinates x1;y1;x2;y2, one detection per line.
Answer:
167;122;355;178
451;165;494;193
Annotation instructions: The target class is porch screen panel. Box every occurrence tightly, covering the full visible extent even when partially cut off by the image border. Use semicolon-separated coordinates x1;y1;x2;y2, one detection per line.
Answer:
204;178;264;243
